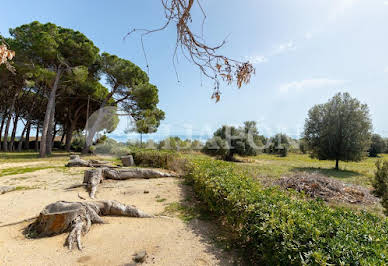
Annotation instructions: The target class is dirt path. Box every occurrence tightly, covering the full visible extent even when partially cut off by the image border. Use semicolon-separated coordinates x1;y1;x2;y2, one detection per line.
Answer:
0;159;237;265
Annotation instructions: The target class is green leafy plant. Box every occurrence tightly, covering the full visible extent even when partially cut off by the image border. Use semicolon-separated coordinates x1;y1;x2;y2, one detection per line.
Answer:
185;157;388;265
373;160;388;215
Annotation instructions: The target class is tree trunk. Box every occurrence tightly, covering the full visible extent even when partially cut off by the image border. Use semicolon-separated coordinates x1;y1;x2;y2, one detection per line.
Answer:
35;124;40;152
3;94;17;152
65;119;77;152
40;67;63;158
46;105;56;155
60;131;65;145
335;159;339;170
9;115;19;151
0;113;6;150
2;115;12;152
17;122;28;152
25;122;31;150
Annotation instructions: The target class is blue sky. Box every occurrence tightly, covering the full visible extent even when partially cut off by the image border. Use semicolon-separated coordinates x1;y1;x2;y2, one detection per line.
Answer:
2;0;388;141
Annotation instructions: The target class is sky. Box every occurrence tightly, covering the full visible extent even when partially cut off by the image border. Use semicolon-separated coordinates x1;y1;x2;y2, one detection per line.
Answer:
1;0;388;141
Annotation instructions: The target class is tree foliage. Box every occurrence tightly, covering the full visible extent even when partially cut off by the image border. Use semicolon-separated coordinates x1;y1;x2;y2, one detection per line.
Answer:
369;134;386;157
203;121;263;161
0;21;164;154
373;160;388;215
304;92;372;170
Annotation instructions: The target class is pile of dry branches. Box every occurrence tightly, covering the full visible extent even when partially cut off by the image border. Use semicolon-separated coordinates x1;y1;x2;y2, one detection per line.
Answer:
276;172;378;204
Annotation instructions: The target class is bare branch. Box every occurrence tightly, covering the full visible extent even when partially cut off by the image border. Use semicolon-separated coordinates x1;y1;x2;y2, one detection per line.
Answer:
125;0;255;101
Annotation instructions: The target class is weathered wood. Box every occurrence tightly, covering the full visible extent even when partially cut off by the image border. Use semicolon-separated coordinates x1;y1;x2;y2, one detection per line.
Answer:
0;186;15;194
83;169;103;198
121;155;135;166
66;155;114;168
81;168;177;198
103;168;178;180
27;200;151;250
66;155;90;167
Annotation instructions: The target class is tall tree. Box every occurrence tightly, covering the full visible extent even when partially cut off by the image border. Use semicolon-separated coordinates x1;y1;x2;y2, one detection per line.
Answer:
9;21;100;157
304;92;372;170
82;53;154;153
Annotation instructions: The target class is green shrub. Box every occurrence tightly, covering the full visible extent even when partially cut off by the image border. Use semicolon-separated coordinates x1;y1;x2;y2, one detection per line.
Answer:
132;150;188;174
373;160;388;215
185;158;388;265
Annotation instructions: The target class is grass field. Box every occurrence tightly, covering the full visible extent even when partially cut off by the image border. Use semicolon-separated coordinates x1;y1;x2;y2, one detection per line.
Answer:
0;151;386;187
234;153;388;187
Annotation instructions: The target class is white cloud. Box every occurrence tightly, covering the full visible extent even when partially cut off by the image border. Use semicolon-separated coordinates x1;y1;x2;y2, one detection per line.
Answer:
279;78;347;94
384;1;388;6
246;40;296;65
275;41;296;55
246;55;268;64
384;67;388;73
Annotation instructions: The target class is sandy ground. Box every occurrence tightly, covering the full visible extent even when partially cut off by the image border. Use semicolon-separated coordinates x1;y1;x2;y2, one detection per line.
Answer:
0;159;237;266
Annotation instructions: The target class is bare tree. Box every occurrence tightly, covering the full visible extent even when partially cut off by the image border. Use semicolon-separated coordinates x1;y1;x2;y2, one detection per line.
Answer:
126;0;255;101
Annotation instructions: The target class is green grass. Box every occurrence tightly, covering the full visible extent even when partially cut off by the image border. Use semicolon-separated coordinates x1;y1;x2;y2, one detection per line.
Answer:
0;151;70;162
238;153;388;186
0;166;58;177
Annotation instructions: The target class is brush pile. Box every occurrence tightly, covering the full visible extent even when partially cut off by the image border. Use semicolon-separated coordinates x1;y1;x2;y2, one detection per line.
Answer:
276;172;378;204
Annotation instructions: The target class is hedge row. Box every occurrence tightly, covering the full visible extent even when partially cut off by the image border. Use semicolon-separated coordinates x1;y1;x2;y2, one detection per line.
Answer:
132;150;188;174
185;158;388;265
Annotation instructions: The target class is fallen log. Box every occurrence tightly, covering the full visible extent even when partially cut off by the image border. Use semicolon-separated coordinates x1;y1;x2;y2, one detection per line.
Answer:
66;155;90;167
103;168;178;180
0;186;15;195
66;155;116;168
82;168;178;198
26;200;151;250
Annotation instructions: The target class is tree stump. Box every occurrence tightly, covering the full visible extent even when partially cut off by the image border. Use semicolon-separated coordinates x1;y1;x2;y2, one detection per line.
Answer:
27;200;151;250
83;169;104;198
121;155;135;166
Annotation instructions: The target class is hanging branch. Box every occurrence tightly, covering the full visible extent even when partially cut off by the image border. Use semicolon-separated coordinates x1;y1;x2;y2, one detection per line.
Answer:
125;0;255;102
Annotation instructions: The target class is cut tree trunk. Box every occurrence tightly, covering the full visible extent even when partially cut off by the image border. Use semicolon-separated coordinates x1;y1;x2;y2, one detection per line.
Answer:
27;200;151;250
103;168;178;180
66;155;90;167
83;167;177;198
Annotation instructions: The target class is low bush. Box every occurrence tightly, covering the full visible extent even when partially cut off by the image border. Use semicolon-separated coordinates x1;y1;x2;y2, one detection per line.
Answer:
185;157;388;265
132;150;188;174
373;160;388;215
